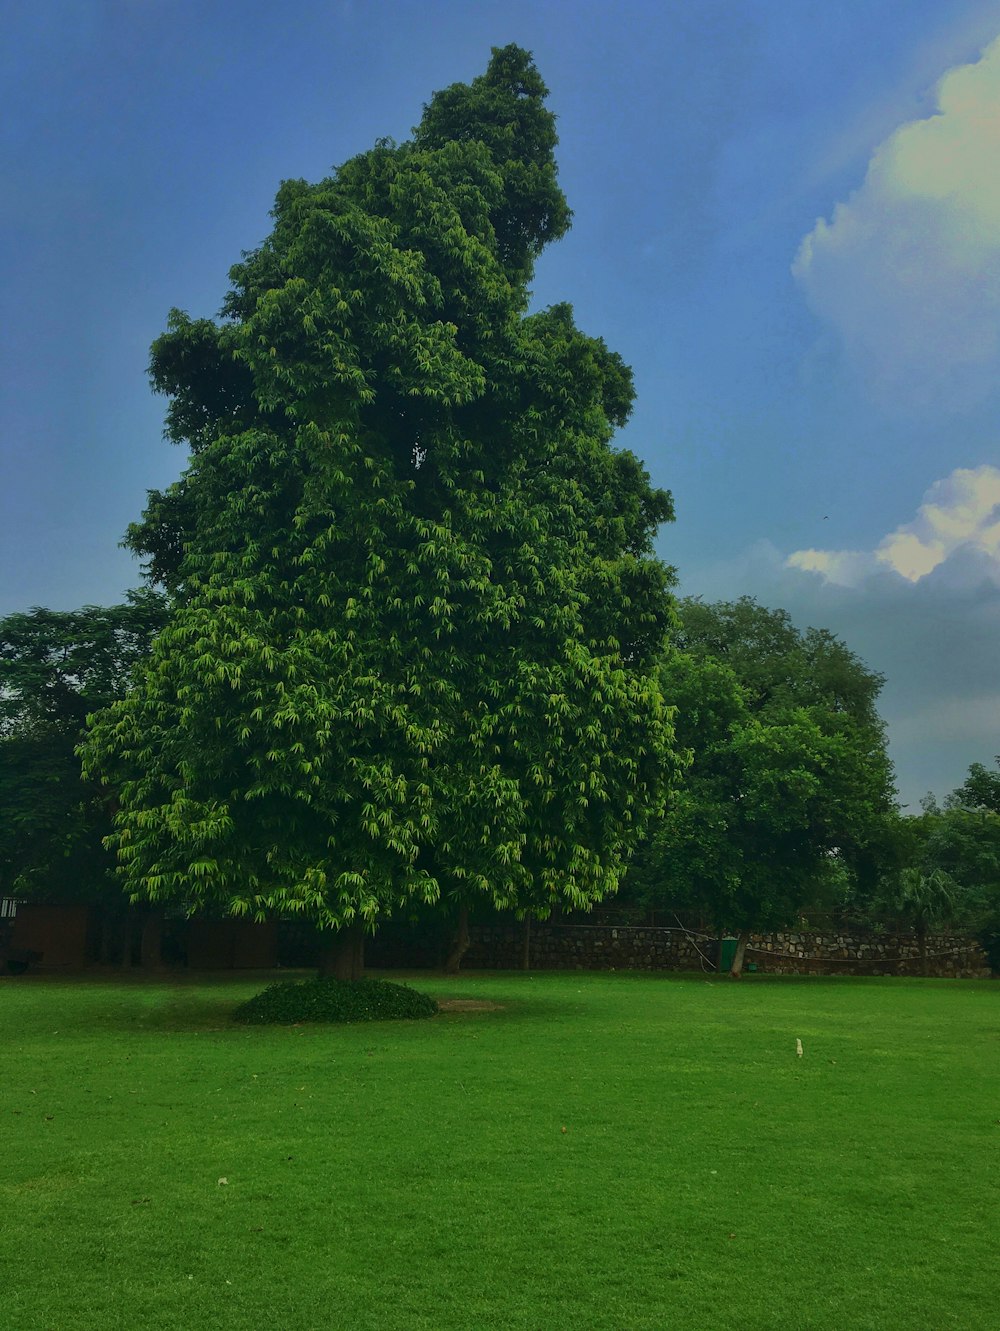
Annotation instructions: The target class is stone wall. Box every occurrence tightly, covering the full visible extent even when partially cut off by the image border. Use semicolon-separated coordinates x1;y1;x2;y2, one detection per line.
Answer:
461;922;991;978
747;929;989;977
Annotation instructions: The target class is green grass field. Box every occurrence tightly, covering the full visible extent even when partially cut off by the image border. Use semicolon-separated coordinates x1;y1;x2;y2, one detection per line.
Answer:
2;970;997;1330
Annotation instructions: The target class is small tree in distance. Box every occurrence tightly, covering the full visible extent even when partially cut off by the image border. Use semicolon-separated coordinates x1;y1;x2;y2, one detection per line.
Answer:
83;47;682;977
882;867;958;975
948;758;1000;814
0;594;167;959
898;782;1000;971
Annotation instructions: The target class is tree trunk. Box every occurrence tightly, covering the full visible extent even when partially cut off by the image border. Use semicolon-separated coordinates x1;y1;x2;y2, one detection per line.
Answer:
140;912;163;969
521;916;532;971
918;925;928;977
445;904;470;974
121;909;136;969
318;922;365;981
729;931;750;978
99;909;117;965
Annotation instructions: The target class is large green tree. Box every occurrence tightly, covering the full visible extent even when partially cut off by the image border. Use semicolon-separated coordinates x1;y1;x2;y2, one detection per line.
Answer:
0;593;167;905
83;47;681;975
627;598;896;973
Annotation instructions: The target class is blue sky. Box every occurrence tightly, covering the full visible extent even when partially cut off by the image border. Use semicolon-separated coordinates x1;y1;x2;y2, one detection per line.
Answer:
4;0;1000;806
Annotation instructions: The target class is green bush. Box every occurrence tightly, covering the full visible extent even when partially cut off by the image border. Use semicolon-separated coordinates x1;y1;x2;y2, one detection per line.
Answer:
231;977;438;1025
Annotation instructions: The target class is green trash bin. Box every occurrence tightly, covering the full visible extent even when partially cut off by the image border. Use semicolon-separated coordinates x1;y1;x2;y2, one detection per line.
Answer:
719;937;738;972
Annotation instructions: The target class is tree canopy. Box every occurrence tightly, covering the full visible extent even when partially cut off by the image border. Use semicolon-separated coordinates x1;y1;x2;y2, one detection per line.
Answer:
0;593;167;901
878;764;1000;972
83;47;681;954
947;757;1000;815
626;598;896;967
673;596;887;730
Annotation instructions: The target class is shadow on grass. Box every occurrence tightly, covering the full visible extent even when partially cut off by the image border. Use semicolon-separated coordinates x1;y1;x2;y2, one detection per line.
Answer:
3;967;598;1033
8;966;990;1038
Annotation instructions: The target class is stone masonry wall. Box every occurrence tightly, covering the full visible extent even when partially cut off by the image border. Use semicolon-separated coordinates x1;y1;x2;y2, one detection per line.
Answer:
461;922;991;978
746;929;989;977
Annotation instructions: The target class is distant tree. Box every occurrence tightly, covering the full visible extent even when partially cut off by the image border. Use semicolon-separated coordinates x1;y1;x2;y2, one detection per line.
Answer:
877;866;960;974
674;596;887;730
83;47;682;978
907;795;1000;971
864;754;1000;973
918;807;1000;893
0;593;167;912
948;757;1000;815
627;599;896;974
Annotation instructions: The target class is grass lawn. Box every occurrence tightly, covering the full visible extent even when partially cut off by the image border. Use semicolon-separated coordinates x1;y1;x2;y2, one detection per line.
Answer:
2;969;997;1330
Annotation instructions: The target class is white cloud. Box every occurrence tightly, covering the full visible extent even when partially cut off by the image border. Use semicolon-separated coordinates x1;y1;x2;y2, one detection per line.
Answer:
788;465;1000;587
794;35;1000;412
786;547;881;587
679;464;1000;805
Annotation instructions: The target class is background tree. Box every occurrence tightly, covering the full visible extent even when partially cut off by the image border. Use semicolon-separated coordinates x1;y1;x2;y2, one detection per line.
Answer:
876;866;959;975
673;596;888;731
897;784;1000;971
83;47;682;977
626;598;896;974
947;757;1000;814
0;594;167;959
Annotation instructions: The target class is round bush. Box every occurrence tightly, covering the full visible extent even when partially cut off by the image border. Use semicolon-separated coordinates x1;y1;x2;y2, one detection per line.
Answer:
231;977;438;1025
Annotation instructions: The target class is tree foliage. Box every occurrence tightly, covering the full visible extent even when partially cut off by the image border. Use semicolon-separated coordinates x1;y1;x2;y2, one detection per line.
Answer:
83;47;681;936
627;598;896;949
880;775;1000;971
947;757;1000;815
884;865;958;932
673;596;887;730
922;809;1000;892
0;593;167;900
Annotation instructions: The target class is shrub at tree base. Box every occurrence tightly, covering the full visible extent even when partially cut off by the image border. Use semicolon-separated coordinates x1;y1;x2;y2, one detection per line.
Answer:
231;978;438;1025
